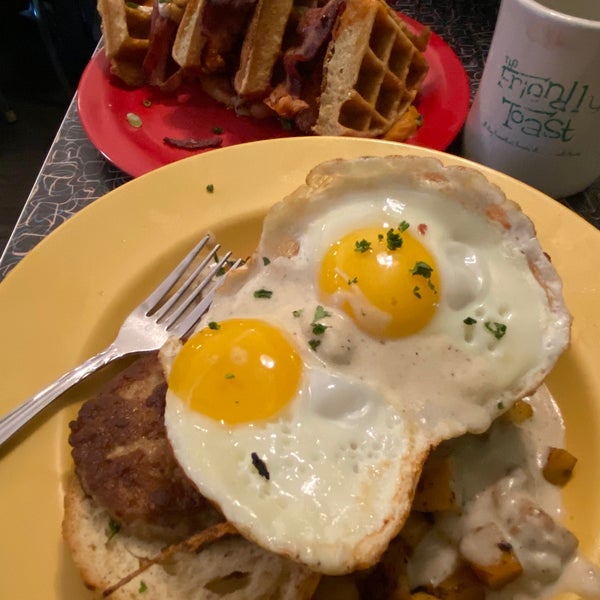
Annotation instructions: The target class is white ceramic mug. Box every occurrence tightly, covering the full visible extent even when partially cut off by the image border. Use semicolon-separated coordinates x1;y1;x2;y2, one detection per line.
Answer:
462;0;600;198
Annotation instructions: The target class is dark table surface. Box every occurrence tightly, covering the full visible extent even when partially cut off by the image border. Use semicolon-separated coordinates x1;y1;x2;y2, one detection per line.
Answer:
0;0;598;282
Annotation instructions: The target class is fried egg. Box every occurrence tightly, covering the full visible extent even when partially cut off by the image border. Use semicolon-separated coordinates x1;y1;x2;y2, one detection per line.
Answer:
161;156;571;575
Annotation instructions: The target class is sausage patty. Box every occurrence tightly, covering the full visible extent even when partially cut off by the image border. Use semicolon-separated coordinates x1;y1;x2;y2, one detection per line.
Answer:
69;352;217;534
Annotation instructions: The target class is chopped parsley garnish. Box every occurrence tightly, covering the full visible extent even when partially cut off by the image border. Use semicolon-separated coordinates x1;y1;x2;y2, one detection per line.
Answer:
208;321;220;330
348;276;358;285
292;309;303;318
139;580;148;593
309;339;321;351
312;323;329;335
377;233;384;242
313;305;331;321
254;288;273;299
212;126;223;134
106;518;121;541
262;256;271;266
413;286;421;299
206;183;214;193
251;452;270;480
280;117;294;130
354;239;372;253
497;401;505;410
386;228;403;251
310;306;330;335
225;372;235;379
485;321;507;340
463;317;477;325
126;112;142;128
410;261;434;278
398;220;410;232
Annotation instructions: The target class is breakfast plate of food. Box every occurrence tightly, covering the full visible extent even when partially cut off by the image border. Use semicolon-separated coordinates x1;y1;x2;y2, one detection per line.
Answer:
77;0;469;177
1;137;599;599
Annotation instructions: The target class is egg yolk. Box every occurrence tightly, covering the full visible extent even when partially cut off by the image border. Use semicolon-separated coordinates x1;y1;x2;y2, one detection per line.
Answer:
319;225;440;338
169;319;302;424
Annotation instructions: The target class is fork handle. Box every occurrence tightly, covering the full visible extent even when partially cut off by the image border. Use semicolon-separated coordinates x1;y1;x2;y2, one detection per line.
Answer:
0;343;122;447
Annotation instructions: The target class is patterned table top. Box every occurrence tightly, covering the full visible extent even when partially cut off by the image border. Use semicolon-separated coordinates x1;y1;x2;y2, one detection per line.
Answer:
0;0;598;281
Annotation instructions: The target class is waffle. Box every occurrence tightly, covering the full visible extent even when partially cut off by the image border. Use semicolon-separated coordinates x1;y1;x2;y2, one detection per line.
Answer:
233;0;296;99
172;0;207;72
313;0;430;137
98;0;153;87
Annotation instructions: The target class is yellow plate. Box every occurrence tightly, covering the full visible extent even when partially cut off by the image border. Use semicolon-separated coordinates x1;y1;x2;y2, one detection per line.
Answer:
0;137;598;599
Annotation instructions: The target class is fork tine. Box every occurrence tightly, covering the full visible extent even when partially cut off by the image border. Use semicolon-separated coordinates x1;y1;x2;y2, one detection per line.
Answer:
140;234;211;313
168;257;244;339
152;243;221;322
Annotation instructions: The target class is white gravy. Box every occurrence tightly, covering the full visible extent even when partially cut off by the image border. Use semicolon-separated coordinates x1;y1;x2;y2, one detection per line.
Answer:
406;386;600;599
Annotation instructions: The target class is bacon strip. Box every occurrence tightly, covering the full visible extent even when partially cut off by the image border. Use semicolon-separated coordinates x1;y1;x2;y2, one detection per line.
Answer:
283;0;346;96
163;135;224;149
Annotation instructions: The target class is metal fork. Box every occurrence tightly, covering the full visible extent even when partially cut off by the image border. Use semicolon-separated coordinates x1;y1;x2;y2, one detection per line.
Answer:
0;235;241;447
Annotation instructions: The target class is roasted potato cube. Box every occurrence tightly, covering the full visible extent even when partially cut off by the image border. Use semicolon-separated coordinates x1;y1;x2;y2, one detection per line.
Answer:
543;447;577;486
427;565;486;600
503;398;534;423
400;512;433;553
461;523;523;590
412;456;459;512
469;549;523;590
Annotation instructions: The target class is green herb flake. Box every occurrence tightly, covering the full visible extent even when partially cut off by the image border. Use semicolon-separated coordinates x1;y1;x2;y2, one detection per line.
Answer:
225;372;235;379
280;117;294;130
262;256;271;266
485;321;507;340
386;228;403;251
254;289;273;299
348;276;358;285
377;233;384;242
125;1;139;8
463;317;477;325
106;518;121;541
292;309;303;318
497;401;505;410
312;323;329;336
398;220;410;232
208;321;220;330
313;305;331;322
354;239;372;253
309;339;321;351
139;580;148;593
413;286;422;299
216;266;226;276
410;261;433;278
206;184;215;193
126;112;143;128
212;126;223;134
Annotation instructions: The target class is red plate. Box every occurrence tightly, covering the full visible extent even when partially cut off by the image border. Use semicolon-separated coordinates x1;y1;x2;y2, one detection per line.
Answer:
78;14;470;178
